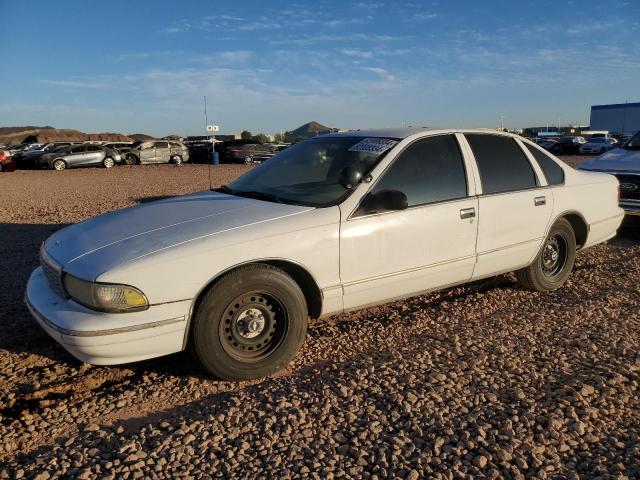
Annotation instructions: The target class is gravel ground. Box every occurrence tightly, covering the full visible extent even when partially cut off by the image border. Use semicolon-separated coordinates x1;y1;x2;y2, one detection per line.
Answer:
1;158;639;479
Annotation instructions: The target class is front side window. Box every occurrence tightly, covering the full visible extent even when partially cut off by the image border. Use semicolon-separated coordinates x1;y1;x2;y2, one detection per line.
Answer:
524;143;565;185
226;136;398;206
369;135;467;207
466;134;537;194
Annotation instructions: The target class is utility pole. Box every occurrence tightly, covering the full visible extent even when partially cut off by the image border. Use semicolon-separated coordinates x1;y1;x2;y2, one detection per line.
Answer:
203;96;208;136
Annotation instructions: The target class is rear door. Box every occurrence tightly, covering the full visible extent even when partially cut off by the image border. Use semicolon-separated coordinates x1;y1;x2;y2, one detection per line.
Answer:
340;134;479;309
463;133;552;279
83;145;104;165
65;145;89;167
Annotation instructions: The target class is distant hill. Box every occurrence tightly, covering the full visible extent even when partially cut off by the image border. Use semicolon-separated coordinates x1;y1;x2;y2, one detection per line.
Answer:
128;133;156;142
0;126;153;145
286;121;335;139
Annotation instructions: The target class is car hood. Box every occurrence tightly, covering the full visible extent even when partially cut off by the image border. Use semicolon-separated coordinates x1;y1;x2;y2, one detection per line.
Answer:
44;191;313;280
578;148;640;172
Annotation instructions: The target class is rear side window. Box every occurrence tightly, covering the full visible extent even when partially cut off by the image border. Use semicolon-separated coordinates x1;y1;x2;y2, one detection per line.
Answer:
372;134;467;207
154;141;169;148
466;134;537;194
524;143;565;185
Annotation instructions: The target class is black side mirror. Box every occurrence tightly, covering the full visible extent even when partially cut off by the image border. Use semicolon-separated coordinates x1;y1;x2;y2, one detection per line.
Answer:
359;189;408;215
338;166;363;189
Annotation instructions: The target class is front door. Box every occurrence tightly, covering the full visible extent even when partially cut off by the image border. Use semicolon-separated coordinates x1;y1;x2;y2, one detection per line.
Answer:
463;133;553;279
138;143;156;164
154;141;170;163
340;134;479;310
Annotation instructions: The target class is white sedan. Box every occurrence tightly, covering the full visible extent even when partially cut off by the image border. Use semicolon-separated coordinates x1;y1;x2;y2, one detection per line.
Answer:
26;128;624;380
579;137;618;154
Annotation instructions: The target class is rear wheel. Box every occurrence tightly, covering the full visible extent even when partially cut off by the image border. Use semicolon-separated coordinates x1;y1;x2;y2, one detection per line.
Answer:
189;264;308;380
244;155;253;164
103;157;115;168
53;159;66;171
516;218;576;291
172;155;183;166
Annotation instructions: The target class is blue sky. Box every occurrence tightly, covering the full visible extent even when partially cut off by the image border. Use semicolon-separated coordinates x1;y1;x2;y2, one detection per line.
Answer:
0;0;639;136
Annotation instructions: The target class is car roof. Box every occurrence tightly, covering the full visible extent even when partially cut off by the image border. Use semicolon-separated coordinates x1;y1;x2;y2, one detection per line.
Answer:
325;127;518;140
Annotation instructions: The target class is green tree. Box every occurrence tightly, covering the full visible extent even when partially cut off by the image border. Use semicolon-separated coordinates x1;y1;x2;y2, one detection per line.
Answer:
254;133;270;144
273;133;285;143
240;130;252;140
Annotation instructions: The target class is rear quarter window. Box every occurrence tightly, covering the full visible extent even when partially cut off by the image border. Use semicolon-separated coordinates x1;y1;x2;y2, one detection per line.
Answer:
524;143;565;185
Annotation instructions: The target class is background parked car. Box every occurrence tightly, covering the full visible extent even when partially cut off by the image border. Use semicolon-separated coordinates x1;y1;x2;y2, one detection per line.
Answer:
579;137;618;154
539;139;558;152
103;142;134;155
126;141;189;165
0;148;16;172
220;140;275;164
549;136;587;154
14;142;78;168
40;144;122;171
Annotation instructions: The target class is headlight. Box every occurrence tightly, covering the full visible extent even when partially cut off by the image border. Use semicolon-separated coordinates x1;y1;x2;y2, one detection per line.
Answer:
63;274;148;312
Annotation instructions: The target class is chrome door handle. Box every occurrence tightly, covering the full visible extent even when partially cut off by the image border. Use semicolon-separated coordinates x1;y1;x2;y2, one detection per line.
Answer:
460;207;476;219
534;196;546;206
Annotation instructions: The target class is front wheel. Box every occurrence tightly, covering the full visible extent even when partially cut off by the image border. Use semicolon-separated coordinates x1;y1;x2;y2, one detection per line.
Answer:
103;157;115;168
516;218;576;291
172;155;183;166
189;264;308;380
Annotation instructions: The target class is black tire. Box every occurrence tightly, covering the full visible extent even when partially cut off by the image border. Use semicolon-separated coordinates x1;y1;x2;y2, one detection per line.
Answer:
189;264;308;380
516;218;576;291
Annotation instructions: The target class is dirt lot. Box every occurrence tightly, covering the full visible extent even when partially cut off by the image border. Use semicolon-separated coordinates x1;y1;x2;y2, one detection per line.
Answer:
1;158;639;479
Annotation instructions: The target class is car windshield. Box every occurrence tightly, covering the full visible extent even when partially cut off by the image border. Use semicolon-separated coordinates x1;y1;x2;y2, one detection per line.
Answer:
589;138;605;143
624;131;640;150
225;136;399;207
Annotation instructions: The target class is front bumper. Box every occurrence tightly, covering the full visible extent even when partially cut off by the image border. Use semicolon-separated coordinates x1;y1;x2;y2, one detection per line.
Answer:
25;267;191;365
621;199;640;216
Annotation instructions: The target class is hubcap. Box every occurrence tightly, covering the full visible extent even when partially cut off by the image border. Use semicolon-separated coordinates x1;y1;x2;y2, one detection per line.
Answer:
236;308;266;339
219;292;287;361
541;234;567;277
104;158;114;168
54;161;64;171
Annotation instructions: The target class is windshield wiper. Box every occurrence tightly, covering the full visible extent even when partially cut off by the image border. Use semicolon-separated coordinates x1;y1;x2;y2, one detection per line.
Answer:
231;190;285;203
215;185;233;194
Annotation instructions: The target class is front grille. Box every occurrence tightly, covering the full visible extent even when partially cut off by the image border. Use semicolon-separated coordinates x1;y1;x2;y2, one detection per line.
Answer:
40;247;66;298
614;174;640;201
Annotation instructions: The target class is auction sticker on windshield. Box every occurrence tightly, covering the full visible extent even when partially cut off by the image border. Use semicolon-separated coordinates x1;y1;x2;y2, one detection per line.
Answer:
348;138;398;155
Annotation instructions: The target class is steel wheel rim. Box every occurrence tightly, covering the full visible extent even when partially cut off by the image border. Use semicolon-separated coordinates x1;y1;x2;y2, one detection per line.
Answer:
541;233;568;278
219;291;288;362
